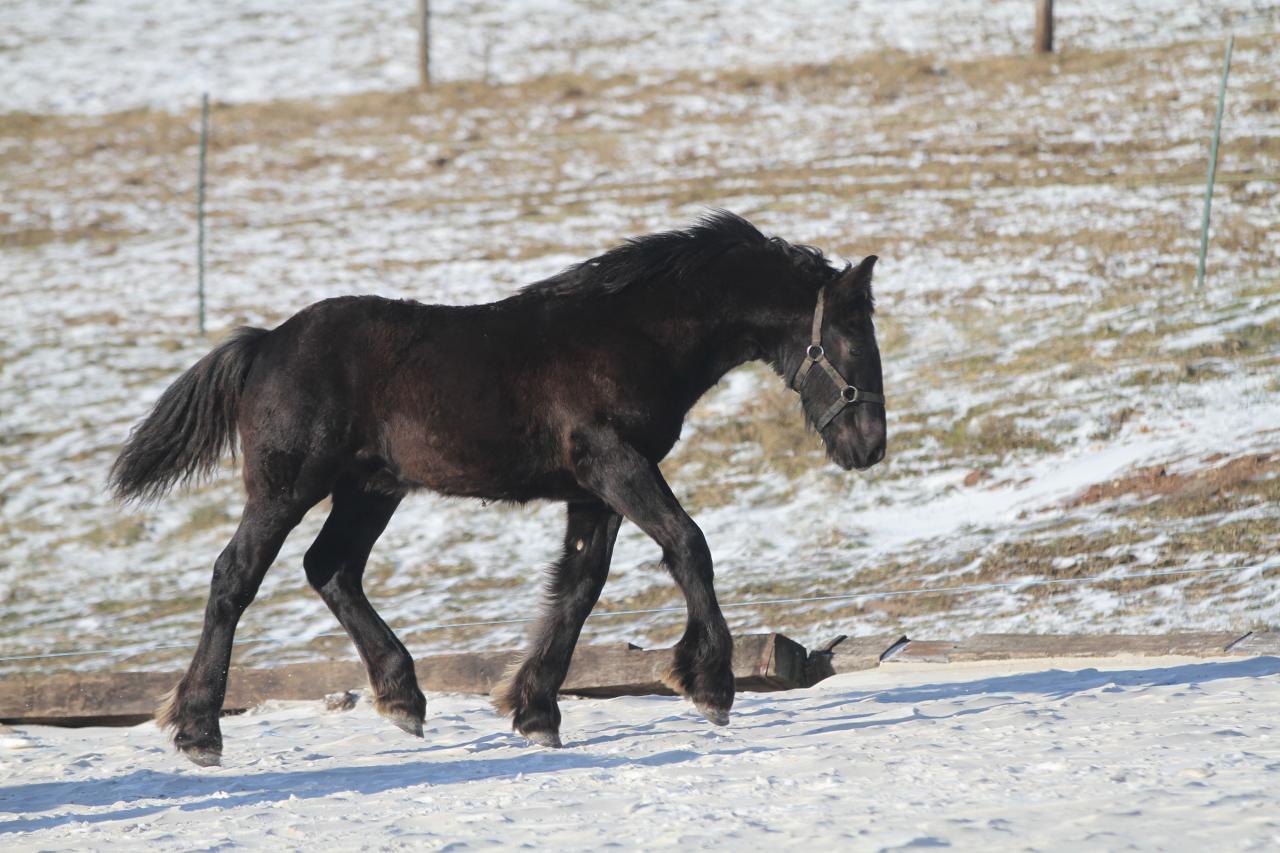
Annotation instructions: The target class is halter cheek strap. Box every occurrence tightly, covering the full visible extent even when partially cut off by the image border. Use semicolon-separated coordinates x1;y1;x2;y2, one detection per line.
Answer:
790;286;885;431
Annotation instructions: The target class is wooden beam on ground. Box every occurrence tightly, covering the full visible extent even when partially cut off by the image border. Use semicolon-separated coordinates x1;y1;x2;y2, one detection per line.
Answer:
805;634;907;685
0;663;372;727
0;634;807;726
883;632;1250;664
883;639;957;664
5;631;1273;727
561;633;807;697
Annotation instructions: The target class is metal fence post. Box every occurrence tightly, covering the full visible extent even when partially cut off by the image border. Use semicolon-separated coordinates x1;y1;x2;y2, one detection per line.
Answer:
1196;35;1234;291
197;92;209;335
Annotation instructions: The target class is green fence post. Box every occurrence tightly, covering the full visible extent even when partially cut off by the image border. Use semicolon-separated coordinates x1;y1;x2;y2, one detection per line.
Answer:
1196;36;1233;291
197;92;209;334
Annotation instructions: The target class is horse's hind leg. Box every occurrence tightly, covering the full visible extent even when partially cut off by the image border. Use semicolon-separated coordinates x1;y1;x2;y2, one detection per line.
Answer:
159;488;320;766
304;477;424;736
492;500;621;746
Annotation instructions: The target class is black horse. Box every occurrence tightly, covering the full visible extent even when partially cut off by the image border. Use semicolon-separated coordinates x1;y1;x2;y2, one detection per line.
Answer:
111;210;886;766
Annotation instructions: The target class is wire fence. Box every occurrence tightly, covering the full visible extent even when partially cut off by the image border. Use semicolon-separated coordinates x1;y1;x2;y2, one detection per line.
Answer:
1;562;1268;666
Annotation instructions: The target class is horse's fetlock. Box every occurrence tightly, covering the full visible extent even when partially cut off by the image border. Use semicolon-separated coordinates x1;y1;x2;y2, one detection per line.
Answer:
707;624;733;656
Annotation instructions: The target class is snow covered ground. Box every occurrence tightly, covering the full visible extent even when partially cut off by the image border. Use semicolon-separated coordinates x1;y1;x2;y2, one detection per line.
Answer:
4;655;1280;849
4;2;1280;849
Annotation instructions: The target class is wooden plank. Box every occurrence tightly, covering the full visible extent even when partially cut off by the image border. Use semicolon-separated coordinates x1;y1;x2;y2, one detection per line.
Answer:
0;634;807;726
418;649;516;694
562;634;808;697
11;630;1260;726
946;632;1247;661
742;632;807;689
0;663;372;727
805;634;906;684
0;670;175;725
831;634;908;673
883;639;956;664
1226;631;1280;656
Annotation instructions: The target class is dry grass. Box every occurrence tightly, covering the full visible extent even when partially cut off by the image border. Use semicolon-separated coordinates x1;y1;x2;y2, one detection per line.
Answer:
2;26;1278;670
4;34;1275;250
1069;453;1280;519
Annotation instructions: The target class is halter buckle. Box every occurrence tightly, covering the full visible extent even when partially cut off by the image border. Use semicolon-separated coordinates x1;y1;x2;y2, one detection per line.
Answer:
840;386;859;403
806;344;824;360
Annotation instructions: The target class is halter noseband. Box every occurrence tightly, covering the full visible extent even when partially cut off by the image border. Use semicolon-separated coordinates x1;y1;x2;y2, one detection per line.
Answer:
789;286;885;431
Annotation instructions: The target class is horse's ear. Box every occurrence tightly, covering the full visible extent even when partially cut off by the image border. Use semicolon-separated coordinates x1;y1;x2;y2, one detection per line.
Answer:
834;255;877;310
853;254;877;282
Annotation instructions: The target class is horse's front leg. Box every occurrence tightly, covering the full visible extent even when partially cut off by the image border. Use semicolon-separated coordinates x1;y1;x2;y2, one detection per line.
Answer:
570;429;735;725
493;500;621;746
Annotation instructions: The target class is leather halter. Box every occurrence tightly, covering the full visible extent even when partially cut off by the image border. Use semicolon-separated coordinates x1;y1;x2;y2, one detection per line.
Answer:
790;286;885;431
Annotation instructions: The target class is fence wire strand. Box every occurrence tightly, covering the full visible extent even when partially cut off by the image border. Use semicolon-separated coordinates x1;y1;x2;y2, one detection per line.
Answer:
1;562;1270;665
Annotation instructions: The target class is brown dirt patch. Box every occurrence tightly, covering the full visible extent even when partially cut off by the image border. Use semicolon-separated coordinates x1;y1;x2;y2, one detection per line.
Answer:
1065;453;1278;510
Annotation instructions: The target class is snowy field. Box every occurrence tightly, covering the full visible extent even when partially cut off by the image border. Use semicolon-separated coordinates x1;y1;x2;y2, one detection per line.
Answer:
2;2;1280;677
3;3;1280;849
5;655;1280;849
2;0;1277;115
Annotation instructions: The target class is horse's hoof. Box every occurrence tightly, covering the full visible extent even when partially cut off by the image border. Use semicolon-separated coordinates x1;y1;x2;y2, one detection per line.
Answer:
386;712;425;738
696;703;731;727
522;729;563;748
182;746;222;767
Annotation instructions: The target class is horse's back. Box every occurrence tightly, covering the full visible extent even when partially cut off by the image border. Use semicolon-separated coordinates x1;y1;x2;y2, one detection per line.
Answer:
233;294;561;499
234;291;678;502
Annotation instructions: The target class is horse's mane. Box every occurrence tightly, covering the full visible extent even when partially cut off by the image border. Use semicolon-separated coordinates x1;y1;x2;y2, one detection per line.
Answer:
521;209;845;299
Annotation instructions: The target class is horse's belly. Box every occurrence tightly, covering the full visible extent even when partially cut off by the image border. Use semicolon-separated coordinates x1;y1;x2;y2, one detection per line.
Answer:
386;428;586;503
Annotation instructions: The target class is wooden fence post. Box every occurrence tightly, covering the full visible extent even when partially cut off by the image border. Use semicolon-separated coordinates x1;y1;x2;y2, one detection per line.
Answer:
418;0;431;88
1035;0;1054;53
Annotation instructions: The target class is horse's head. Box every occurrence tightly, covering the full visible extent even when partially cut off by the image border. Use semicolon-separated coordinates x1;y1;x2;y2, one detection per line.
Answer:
789;255;886;471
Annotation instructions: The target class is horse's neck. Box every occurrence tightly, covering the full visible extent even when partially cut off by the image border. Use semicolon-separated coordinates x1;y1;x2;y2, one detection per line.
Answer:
633;281;807;402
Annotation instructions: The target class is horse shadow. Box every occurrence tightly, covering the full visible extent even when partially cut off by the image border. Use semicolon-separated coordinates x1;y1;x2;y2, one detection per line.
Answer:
768;655;1280;738
0;741;766;835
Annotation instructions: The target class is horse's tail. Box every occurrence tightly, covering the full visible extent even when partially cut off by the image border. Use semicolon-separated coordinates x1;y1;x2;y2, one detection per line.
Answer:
110;326;270;503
